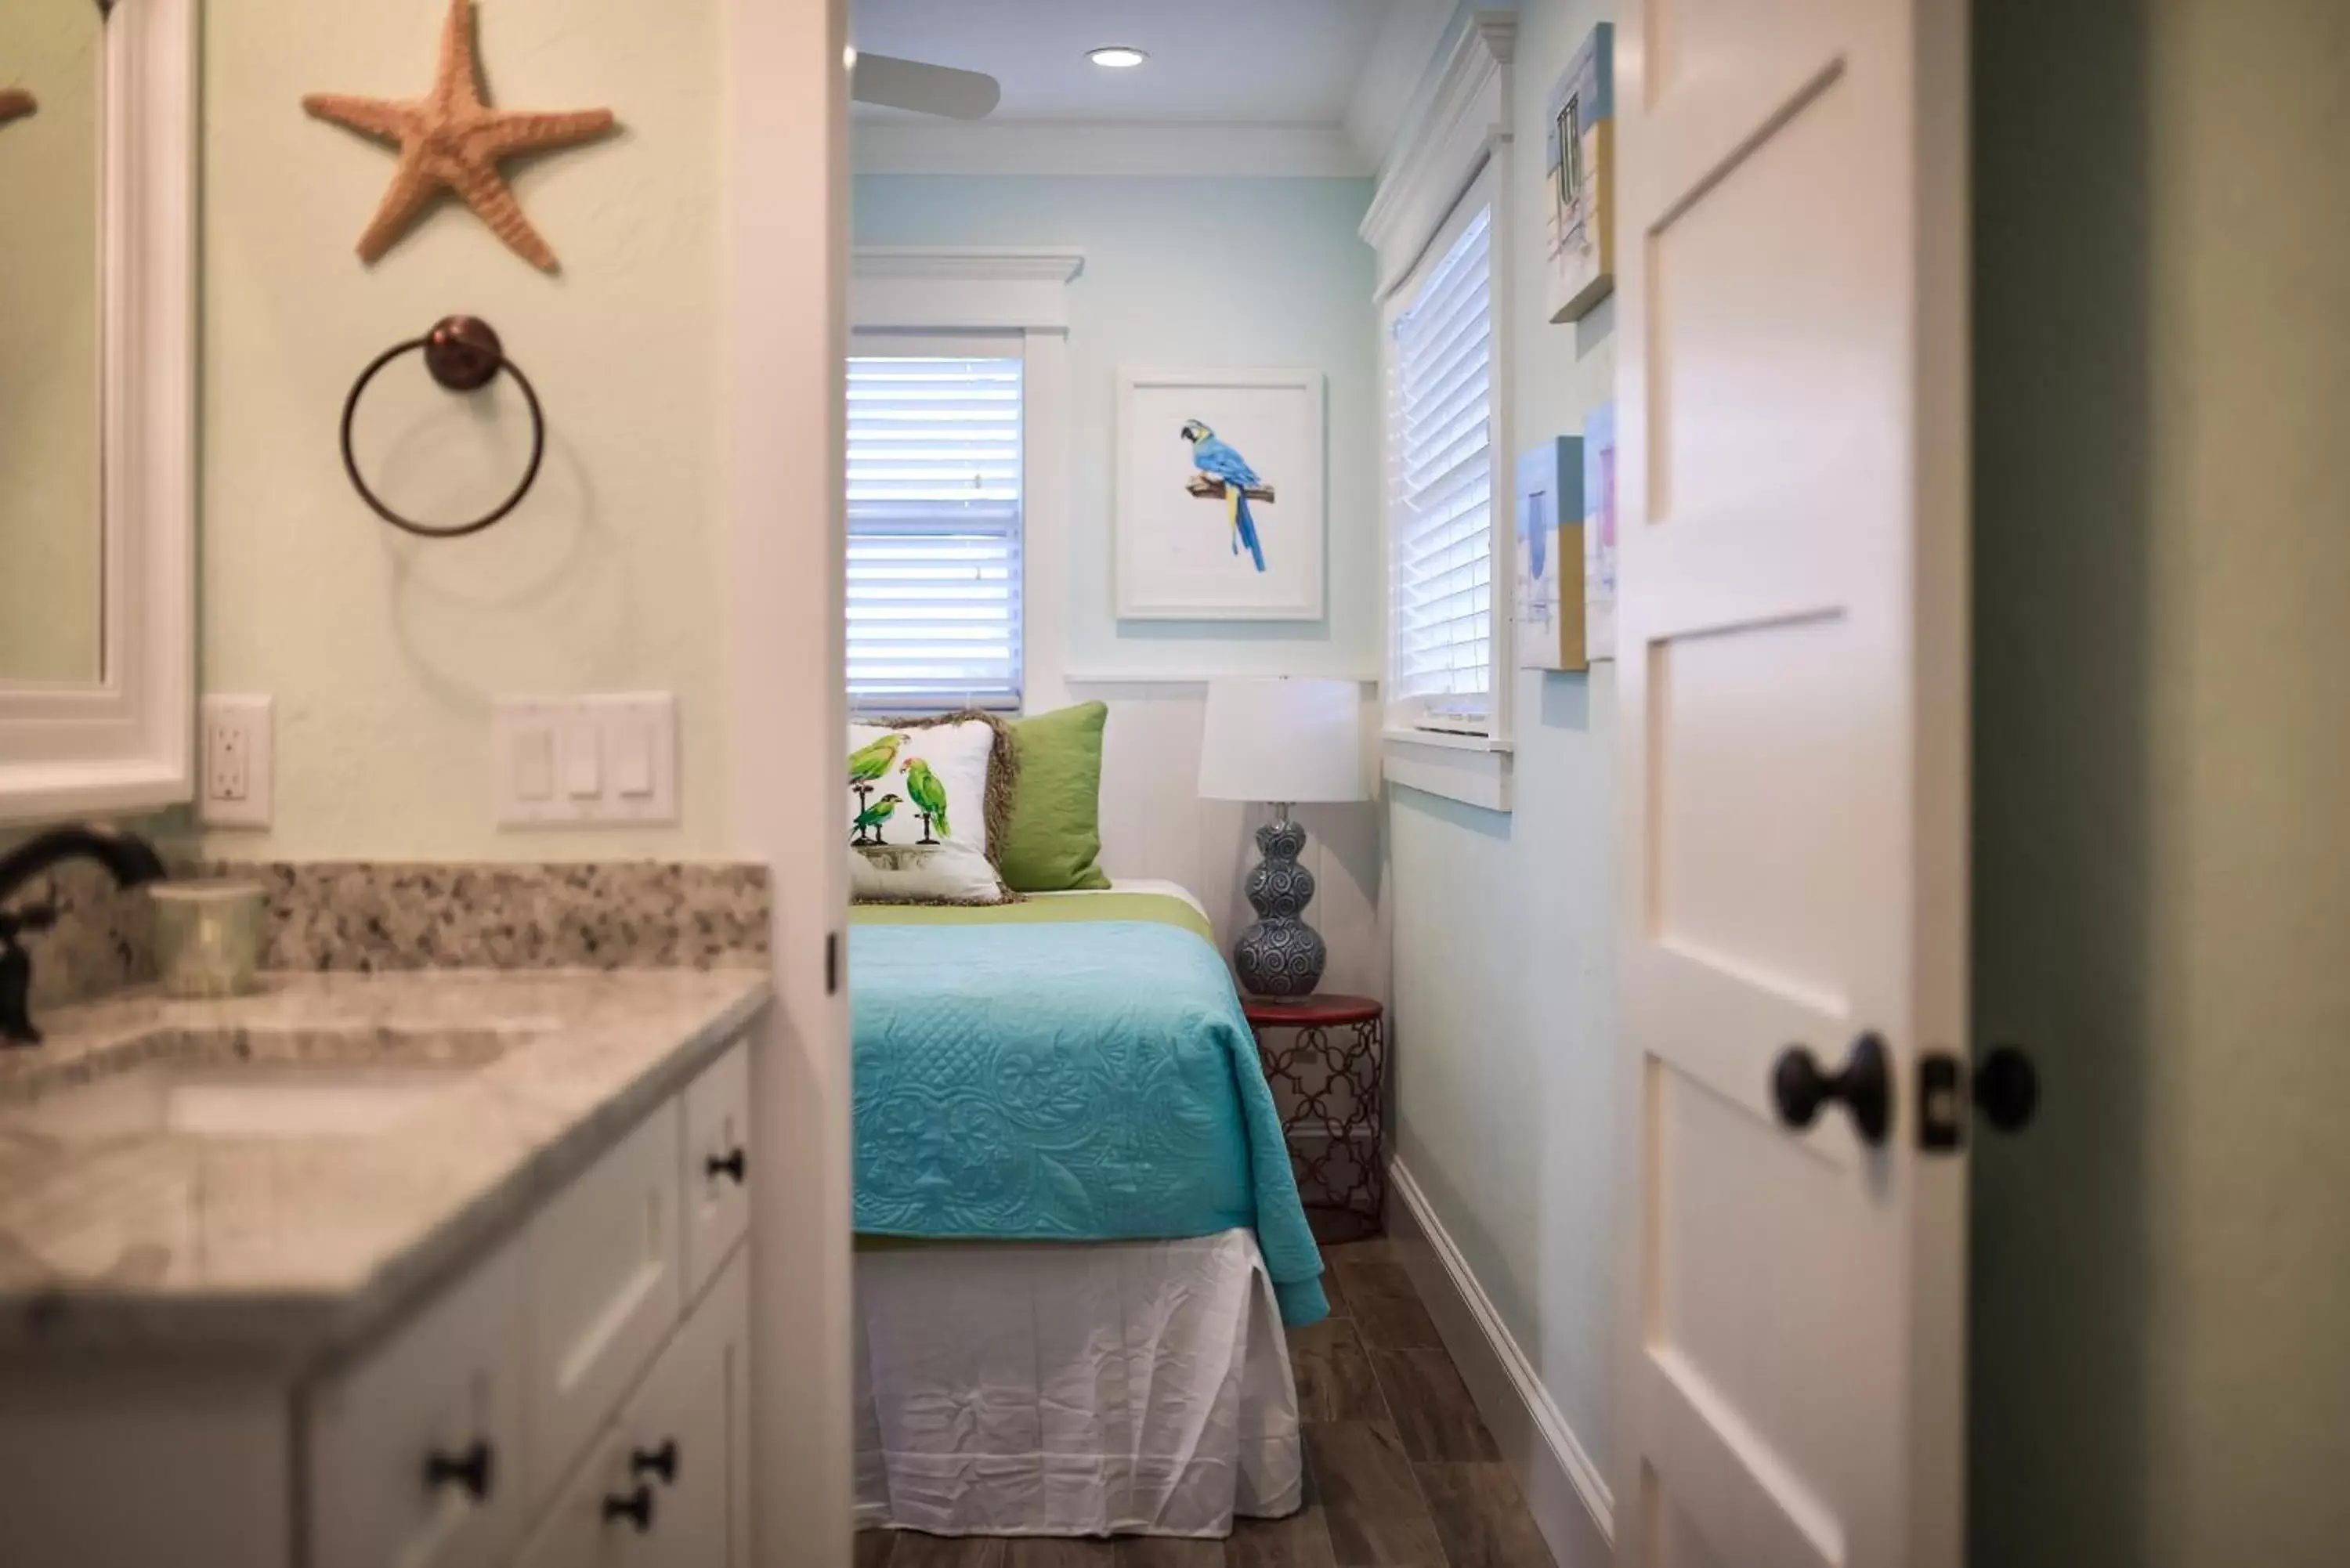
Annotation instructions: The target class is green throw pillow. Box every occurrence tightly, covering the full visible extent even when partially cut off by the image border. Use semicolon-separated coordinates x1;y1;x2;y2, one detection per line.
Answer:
1000;702;1112;892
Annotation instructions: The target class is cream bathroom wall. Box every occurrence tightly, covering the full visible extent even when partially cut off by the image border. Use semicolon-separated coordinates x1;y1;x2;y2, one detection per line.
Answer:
1971;0;2350;1560
201;0;728;858
0;0;103;683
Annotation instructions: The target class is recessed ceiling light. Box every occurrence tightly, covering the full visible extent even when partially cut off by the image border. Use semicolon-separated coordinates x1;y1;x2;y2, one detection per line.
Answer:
1087;45;1148;69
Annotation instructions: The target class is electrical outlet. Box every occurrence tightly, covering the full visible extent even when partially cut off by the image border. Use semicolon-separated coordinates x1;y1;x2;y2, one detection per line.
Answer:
200;695;274;829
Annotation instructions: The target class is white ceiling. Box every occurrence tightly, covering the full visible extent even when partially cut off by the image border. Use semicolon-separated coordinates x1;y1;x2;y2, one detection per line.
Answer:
850;0;1408;125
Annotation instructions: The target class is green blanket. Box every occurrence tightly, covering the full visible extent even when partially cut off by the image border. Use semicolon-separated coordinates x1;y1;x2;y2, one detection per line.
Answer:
851;891;1214;944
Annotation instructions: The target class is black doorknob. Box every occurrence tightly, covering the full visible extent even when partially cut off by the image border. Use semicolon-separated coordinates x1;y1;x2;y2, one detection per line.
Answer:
706;1147;747;1184
630;1439;680;1486
1771;1032;1892;1145
602;1483;656;1534
1973;1046;2039;1132
424;1440;494;1502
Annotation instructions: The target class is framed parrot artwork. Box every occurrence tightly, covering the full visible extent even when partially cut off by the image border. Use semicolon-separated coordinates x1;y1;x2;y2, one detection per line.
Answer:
1115;367;1326;621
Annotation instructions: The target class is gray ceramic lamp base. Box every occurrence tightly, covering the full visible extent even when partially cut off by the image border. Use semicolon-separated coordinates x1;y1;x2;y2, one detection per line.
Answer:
1233;810;1328;998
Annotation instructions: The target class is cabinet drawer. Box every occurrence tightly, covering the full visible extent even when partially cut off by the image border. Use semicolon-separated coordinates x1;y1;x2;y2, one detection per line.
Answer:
680;1036;751;1298
521;1101;684;1512
309;1245;525;1568
617;1248;752;1568
510;1424;636;1568
512;1251;754;1568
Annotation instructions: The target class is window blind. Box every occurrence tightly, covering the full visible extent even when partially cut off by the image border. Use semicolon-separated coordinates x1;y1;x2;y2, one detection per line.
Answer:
1388;204;1495;728
845;353;1023;710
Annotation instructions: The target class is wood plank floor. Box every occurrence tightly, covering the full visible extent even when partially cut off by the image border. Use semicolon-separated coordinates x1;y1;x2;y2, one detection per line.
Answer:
855;1239;1556;1568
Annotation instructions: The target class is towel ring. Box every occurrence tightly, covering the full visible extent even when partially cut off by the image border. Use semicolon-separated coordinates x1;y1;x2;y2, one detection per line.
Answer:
340;316;545;539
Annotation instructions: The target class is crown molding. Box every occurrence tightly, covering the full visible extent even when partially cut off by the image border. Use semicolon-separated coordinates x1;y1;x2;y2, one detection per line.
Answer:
1345;0;1462;174
853;118;1369;179
1361;9;1517;300
849;247;1086;331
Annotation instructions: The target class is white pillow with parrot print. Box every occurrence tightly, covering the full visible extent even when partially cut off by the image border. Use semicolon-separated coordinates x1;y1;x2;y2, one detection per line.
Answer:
846;718;1011;904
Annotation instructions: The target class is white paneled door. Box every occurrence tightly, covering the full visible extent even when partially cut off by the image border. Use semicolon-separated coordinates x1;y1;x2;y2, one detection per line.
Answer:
1614;1;1972;1566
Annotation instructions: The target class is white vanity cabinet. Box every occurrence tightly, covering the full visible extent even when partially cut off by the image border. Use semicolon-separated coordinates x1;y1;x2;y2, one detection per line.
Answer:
0;1031;757;1568
309;1035;755;1568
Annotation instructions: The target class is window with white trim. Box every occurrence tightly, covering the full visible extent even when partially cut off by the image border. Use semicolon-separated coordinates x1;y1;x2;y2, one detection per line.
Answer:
1386;187;1499;736
845;340;1024;711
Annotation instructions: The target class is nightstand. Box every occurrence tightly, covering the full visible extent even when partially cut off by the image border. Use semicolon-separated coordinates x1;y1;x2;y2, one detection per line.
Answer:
1242;993;1386;1243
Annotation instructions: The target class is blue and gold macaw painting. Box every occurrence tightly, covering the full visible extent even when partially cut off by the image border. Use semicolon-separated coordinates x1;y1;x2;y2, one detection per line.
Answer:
1180;419;1268;572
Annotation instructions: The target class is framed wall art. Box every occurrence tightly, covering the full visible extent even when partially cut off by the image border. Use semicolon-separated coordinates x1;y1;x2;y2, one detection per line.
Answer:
1583;400;1619;661
1516;435;1587;671
1545;23;1616;323
1115;367;1326;621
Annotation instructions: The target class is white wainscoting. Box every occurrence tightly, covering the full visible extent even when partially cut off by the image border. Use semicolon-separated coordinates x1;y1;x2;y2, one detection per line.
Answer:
1068;678;1386;1003
1389;1159;1614;1568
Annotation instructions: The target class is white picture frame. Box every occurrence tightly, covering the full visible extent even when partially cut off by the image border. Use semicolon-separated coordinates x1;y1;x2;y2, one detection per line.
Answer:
1115;367;1325;621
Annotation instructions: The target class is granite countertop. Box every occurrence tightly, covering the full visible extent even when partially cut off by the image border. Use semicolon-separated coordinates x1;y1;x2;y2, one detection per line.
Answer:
0;968;771;1367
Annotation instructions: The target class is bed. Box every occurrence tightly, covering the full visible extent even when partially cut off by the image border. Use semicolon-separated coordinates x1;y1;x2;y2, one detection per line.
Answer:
849;881;1325;1539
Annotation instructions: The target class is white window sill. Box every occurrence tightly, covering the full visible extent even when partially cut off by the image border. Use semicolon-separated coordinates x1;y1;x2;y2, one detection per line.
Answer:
1381;728;1513;812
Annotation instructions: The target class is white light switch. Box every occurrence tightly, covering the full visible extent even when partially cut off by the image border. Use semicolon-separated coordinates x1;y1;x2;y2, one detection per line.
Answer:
612;721;656;798
494;693;677;828
562;721;602;799
514;728;555;801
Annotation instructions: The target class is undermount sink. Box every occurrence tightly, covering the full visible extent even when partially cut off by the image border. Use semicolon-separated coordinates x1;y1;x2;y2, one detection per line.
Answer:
0;1028;522;1143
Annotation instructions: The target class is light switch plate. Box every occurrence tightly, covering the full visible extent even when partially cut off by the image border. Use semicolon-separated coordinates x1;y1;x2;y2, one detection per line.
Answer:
199;695;274;829
494;693;678;828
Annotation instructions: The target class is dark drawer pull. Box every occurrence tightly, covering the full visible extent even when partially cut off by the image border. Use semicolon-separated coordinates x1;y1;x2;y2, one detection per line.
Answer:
602;1484;656;1533
424;1440;493;1502
705;1147;747;1185
630;1439;679;1486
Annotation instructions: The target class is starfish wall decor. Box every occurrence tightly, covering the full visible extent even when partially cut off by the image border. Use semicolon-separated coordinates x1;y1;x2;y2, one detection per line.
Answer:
302;0;614;272
0;88;35;130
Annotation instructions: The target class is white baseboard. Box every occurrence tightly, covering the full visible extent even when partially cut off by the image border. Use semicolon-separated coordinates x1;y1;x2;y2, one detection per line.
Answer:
1386;1159;1614;1568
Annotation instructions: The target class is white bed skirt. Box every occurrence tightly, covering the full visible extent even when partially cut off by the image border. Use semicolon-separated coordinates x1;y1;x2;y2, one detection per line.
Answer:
853;1230;1305;1538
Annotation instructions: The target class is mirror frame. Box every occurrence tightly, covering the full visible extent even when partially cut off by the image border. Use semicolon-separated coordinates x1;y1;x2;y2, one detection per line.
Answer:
0;0;194;824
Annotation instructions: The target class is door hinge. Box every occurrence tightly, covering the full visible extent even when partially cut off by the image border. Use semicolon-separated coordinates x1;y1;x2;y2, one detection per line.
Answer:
825;930;839;995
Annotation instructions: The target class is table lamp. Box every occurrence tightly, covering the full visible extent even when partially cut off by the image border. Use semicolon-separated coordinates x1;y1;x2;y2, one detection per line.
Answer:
1197;677;1368;997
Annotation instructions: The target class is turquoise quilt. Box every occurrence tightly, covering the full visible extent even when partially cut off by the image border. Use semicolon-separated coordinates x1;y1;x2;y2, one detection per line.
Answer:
851;919;1329;1325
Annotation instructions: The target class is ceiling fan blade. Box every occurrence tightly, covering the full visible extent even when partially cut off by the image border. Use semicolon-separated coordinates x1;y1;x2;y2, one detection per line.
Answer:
851;52;1001;120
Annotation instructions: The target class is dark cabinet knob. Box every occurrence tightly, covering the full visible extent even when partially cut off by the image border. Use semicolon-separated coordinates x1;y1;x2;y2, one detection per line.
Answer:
602;1483;656;1534
705;1147;747;1185
630;1439;680;1486
424;1440;494;1502
1771;1032;1893;1146
1973;1046;2039;1132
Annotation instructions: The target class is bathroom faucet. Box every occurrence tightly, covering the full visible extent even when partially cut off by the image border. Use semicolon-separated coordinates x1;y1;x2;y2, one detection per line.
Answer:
0;825;169;1046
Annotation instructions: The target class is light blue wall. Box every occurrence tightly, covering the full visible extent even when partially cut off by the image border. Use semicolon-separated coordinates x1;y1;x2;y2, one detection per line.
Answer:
1388;0;1622;1469
852;175;1379;680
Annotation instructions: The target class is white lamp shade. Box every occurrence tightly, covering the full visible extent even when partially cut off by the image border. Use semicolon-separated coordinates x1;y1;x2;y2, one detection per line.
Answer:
1197;678;1368;804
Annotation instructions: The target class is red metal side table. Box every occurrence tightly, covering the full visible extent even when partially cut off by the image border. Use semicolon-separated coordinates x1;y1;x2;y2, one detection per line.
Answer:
1242;993;1386;1243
